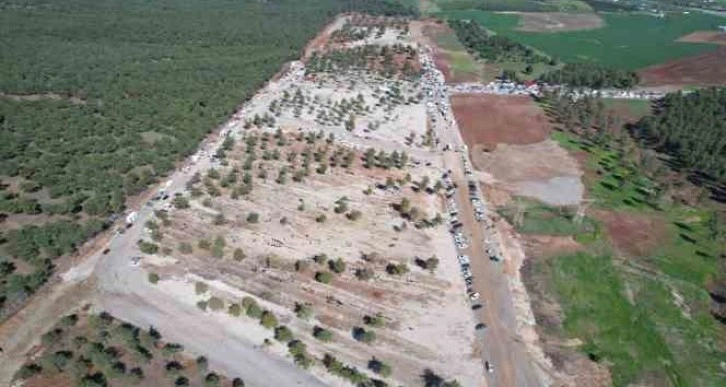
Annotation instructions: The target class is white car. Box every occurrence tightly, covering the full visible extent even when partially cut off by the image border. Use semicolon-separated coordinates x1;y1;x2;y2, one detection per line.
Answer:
130;256;141;267
485;361;494;373
468;291;480;301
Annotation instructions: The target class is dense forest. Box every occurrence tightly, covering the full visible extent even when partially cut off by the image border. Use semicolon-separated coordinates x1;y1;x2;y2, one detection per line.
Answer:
635;88;726;185
0;0;416;319
539;62;640;89
449;19;550;64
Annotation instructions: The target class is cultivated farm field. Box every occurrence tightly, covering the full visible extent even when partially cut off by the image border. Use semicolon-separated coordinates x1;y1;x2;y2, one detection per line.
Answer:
438;10;725;70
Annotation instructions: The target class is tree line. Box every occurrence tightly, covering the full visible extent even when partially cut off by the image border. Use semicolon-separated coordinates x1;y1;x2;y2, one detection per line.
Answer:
539;62;639;89
449;19;550;65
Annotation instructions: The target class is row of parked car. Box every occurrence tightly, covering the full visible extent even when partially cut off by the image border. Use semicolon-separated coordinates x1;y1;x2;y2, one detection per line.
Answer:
442;169;480;302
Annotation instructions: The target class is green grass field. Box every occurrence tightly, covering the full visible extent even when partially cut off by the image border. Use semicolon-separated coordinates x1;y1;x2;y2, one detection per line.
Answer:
434;0;593;12
438;10;724;69
542;131;726;386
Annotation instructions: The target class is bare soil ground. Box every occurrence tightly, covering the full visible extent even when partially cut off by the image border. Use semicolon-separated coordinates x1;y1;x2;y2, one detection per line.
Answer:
593;210;668;258
639;47;726;87
455;94;582;205
471;140;583;206
150;129;479;386
515;12;604;33
128;19;481;386
452;94;553;148
676;31;726;45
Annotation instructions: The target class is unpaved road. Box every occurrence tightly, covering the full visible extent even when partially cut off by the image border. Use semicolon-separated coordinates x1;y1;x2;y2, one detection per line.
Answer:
423;50;549;386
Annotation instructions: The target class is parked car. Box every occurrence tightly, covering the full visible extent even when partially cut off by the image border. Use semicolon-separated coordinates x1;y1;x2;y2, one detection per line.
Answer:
484;361;494;373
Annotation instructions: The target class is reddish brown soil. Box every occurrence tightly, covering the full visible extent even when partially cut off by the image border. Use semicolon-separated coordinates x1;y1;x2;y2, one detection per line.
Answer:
594;210;668;258
522;234;583;258
677;31;726;45
639;47;726;87
516;12;604;33
452;94;553;149
303;14;344;59
24;374;73;387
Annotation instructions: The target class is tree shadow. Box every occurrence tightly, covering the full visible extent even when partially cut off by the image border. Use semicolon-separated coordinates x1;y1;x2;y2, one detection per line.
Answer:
679;233;697;244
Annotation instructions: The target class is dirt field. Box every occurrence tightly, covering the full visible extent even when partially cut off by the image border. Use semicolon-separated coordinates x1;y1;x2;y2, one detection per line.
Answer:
515;12;604;33
593;210;668;258
676;31;726;45
454;94;582;205
452;94;553;148
122;19;482;386
639;47;726;87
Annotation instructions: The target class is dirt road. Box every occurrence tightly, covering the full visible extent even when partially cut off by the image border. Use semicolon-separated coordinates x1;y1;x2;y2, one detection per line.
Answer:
422;49;549;386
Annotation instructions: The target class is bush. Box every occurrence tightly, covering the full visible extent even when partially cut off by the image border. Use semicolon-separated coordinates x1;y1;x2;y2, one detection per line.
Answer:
315;214;327;223
415;255;440;272
313;326;334;342
208;297;224;311
315;271;334;284
196;356;209;372
247;212;260;223
312;253;328;265
172;196;190;209
329;258;346;274
232;378;246;387
178;242;193;254
352;327;376;344
364;313;385;328
15;363;42;380
233;248;246;261
385;263;409;276
246;302;263;319
260;310;279;329
204;373;220;387
198;239;211;250
148;272;160;284
368;357;392;377
228;303;242;317
274;325;294;342
346;210;362;221
196;300;208;311
138;241;159;254
195;281;208;295
355;268;375;281
294;303;314;320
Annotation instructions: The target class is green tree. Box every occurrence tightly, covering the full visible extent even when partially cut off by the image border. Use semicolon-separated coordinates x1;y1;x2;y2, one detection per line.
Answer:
260;310;279;329
313;326;334;342
275;326;294;342
315;271;334;284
